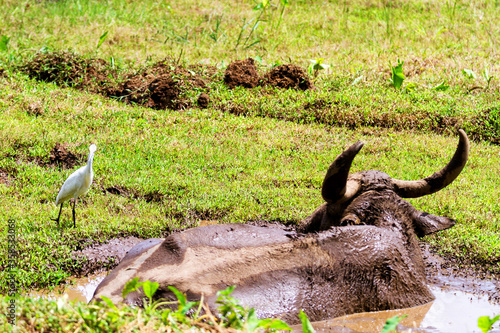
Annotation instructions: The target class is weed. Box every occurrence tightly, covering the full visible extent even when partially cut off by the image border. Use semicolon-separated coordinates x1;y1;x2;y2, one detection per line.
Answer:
299;310;315;333
308;58;329;78
483;65;494;90
478;315;500;333
96;31;109;51
389;59;405;90
381;314;407;333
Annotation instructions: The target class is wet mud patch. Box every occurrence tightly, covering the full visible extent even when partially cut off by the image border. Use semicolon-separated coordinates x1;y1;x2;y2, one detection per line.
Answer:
422;243;500;303
264;64;313;90
19;51;115;93
105;60;211;110
69;237;144;277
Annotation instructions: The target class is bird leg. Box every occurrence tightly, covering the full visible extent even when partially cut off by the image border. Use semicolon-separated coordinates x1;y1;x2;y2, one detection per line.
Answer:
51;203;64;227
72;199;77;228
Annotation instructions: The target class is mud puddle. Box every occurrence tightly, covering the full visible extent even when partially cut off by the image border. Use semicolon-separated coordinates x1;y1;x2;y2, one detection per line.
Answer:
28;272;107;303
294;283;500;333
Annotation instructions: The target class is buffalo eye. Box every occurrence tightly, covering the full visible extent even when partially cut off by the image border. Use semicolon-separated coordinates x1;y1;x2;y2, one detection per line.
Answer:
340;214;363;226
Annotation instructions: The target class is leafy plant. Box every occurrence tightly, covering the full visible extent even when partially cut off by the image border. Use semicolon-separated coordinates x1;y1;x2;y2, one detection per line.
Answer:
215;285;292;331
308;58;329;78
381;314;407;333
389;59;405;89
478;315;500;333
96;31;108;50
483;65;494;89
299;310;315;333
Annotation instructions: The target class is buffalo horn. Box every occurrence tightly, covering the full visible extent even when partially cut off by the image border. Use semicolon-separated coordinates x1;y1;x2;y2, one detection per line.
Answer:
392;129;469;198
322;141;364;204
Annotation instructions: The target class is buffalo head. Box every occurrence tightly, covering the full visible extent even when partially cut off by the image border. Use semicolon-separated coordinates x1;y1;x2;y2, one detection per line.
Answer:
92;131;469;324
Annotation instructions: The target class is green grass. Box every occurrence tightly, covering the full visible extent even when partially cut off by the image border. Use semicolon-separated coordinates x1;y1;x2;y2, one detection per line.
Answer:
0;0;499;300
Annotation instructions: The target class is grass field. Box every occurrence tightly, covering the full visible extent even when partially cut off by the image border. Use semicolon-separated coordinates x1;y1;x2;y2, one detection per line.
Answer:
1;0;499;304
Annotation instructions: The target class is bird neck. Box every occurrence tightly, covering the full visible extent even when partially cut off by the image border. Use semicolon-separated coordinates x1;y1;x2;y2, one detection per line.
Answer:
87;152;95;171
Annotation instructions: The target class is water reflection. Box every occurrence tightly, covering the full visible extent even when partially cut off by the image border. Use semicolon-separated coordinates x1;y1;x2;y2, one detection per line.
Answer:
294;286;500;333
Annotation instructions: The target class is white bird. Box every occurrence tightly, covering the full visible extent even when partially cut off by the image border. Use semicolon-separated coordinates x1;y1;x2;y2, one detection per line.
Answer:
51;144;97;228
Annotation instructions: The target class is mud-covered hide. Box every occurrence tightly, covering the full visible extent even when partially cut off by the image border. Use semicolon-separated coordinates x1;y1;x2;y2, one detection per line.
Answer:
92;221;434;324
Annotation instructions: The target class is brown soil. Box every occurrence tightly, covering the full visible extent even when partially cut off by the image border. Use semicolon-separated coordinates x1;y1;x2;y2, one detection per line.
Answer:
0;168;13;186
197;93;210;108
264;64;313;90
224;58;260;89
19;51;114;93
104;60;210;110
46;143;85;170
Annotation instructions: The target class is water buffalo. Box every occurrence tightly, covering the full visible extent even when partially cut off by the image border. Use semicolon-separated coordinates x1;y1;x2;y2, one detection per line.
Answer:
92;130;469;324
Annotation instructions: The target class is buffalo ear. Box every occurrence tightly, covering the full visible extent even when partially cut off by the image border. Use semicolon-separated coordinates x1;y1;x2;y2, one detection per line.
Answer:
413;211;456;237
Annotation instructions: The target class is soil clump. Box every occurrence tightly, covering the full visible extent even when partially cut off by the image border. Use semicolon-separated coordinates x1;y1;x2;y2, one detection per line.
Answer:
104;60;210;110
224;58;261;89
264;64;313;90
19;51;115;93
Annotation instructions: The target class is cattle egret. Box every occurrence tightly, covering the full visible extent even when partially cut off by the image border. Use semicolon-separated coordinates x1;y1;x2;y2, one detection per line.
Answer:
51;144;97;228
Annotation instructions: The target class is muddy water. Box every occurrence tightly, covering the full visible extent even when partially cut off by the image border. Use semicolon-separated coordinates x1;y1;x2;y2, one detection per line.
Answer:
28;272;107;303
295;282;500;333
31;273;500;333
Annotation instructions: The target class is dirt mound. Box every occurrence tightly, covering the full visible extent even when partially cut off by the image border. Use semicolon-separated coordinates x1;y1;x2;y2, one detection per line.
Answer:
197;93;210;108
47;143;85;169
19;51;114;93
224;58;260;89
264;64;313;90
106;60;209;110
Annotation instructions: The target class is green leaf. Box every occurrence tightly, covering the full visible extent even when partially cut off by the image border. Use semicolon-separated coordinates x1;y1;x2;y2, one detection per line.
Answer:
122;277;143;299
142;280;159;300
96;31;109;50
299;310;315;333
217;285;236;297
100;295;118;312
0;35;10;52
168;286;187;306
390;59;405;89
433;81;449;91
478;315;500;333
381;314;407;333
462;68;476;79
